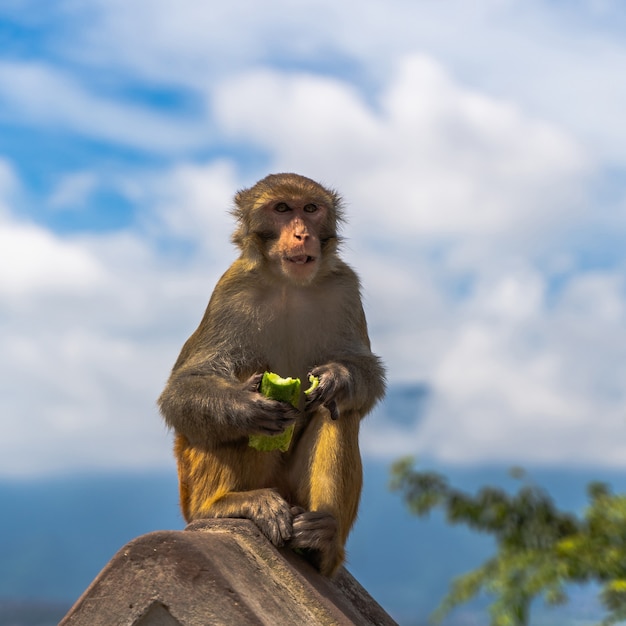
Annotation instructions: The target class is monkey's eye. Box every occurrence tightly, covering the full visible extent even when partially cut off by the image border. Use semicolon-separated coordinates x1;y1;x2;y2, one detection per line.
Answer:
274;202;290;213
304;204;318;213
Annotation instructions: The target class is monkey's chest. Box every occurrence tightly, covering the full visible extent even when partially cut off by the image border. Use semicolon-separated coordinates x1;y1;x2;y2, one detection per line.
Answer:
248;297;335;376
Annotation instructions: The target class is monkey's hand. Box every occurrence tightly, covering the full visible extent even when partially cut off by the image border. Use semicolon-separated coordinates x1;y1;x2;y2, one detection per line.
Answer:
243;488;294;547
290;510;343;577
305;363;352;420
238;373;299;435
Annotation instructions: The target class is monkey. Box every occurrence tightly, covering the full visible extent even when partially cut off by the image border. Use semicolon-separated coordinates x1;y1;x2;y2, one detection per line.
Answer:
158;173;386;577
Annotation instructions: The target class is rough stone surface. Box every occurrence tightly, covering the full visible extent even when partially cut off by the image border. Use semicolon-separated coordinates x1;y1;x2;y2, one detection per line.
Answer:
60;519;397;626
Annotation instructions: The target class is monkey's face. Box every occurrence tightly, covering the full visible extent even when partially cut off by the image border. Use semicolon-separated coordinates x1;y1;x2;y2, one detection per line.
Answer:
263;199;329;285
232;174;342;284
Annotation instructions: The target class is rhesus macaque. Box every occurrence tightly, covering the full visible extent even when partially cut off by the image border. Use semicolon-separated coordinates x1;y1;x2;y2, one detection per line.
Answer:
158;173;386;577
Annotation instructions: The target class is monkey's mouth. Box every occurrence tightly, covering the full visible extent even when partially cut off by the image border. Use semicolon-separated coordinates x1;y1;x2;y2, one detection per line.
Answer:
288;255;316;265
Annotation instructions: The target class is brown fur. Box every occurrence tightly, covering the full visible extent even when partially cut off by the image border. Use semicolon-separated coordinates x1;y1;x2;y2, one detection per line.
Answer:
158;173;386;576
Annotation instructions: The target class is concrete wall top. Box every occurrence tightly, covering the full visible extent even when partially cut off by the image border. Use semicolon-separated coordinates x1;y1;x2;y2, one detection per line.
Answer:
60;519;397;626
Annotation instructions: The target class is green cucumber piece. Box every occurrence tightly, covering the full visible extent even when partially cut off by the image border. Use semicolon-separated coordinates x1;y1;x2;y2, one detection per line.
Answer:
249;372;300;452
304;374;320;395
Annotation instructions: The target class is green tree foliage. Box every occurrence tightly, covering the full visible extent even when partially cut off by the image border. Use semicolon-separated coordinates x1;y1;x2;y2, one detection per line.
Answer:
390;458;626;626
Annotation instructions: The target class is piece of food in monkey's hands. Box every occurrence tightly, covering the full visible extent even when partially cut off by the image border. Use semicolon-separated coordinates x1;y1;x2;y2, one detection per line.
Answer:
304;373;320;395
304;373;339;420
260;371;301;406
249;373;298;452
248;373;320;452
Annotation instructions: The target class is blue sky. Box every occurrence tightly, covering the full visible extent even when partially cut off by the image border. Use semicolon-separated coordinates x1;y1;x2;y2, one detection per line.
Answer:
1;0;626;476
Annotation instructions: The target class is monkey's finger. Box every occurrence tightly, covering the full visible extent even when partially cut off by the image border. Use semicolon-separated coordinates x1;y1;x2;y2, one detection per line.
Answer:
304;384;328;409
270;403;299;425
243;372;264;392
251;406;298;434
253;420;295;435
306;371;340;406
278;515;293;543
304;387;320;403
325;400;340;420
304;395;322;412
256;397;299;418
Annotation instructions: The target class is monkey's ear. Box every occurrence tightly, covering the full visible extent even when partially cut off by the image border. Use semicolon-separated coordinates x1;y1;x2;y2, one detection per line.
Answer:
231;189;249;224
230;188;253;249
230;216;268;265
229;209;245;250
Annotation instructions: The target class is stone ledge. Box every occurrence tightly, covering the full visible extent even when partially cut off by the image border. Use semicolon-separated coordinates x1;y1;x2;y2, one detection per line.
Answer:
60;518;397;626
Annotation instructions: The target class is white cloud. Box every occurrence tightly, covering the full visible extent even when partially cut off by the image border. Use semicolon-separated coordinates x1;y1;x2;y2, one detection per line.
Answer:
212;54;624;468
24;0;626;167
0;222;106;296
0;61;204;152
0;160;246;477
0;0;625;475
214;55;589;239
149;159;238;257
48;171;99;211
362;267;626;467
0;320;174;476
2;50;621;472
0;157;19;216
57;0;347;84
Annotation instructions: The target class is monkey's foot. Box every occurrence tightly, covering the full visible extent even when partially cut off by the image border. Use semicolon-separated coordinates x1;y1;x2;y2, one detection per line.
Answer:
290;510;343;577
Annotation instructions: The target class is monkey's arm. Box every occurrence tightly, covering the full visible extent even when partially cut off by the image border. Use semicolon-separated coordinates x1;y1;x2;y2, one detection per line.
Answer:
159;267;300;447
158;361;299;448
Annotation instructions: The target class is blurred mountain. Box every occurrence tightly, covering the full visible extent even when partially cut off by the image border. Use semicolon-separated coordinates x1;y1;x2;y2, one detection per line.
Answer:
373;381;430;427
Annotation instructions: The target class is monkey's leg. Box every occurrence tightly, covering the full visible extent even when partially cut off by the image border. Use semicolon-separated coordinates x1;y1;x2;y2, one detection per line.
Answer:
287;410;363;576
175;434;293;546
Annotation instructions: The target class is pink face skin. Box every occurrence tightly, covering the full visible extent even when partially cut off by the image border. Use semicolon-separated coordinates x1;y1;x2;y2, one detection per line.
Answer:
264;199;329;285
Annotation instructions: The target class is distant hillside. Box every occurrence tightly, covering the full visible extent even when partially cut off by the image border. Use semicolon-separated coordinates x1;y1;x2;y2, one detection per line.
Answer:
0;601;68;626
1;464;621;625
